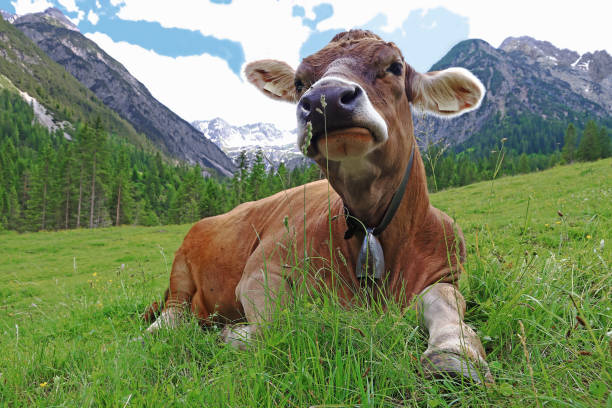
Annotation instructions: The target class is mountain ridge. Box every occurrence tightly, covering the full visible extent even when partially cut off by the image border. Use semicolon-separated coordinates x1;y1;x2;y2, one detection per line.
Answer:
418;36;611;148
9;8;236;176
192;118;308;169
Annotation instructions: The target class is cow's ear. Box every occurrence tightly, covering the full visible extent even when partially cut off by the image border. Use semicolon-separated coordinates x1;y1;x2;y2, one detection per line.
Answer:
408;67;485;117
245;60;297;103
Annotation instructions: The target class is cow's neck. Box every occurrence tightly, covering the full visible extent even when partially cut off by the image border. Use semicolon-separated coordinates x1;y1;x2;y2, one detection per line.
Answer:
327;144;430;236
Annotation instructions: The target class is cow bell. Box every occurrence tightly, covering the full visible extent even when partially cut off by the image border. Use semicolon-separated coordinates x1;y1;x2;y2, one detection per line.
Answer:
356;228;385;281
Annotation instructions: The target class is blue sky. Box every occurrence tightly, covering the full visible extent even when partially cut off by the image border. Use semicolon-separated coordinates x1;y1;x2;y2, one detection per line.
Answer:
2;0;611;129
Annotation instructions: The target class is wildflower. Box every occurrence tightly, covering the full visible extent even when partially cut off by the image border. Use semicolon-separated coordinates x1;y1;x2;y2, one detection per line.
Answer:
40;382;48;388
545;224;549;227
555;221;561;224
586;235;591;239
600;239;605;250
92;272;97;277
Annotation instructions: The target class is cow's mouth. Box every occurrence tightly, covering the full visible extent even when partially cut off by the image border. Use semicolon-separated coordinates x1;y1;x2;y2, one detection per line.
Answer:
315;127;374;159
302;126;377;160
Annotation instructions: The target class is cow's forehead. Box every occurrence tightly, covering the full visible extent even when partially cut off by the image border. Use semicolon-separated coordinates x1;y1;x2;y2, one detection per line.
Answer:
298;37;404;78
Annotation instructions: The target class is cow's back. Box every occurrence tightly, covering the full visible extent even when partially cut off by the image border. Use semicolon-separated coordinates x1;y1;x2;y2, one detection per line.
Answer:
174;179;339;321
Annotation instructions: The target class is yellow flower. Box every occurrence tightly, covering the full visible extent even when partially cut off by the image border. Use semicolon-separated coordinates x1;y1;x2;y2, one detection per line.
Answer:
555;221;561;224
586;235;592;239
92;272;97;277
40;382;48;388
545;224;549;227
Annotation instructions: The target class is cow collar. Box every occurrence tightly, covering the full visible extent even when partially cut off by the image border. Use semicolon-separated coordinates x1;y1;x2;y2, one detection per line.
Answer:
343;145;415;282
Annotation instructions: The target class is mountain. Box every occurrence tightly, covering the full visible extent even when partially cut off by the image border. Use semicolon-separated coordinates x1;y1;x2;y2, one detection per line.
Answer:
10;8;235;176
192;118;309;169
0;13;149;148
415;36;612;151
0;10;17;23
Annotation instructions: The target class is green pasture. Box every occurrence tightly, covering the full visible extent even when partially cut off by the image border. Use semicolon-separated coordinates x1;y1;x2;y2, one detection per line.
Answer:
0;159;610;407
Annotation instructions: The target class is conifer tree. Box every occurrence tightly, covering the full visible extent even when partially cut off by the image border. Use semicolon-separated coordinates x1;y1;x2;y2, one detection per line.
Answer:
561;123;577;163
517;153;530;173
25;143;53;230
577;120;600;161
597;127;611;159
75;123;93;228
248;149;267;200
232;150;249;204
88;117;109;228
58;142;76;229
111;149;133;226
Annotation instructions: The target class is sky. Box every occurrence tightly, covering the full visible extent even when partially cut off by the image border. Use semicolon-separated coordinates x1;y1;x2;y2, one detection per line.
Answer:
2;0;611;130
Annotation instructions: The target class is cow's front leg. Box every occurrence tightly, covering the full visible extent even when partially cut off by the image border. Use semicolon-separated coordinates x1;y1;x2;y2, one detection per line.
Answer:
221;260;290;350
418;283;494;384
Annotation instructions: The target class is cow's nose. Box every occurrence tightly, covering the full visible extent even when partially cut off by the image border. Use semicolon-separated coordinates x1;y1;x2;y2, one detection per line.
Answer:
297;83;363;130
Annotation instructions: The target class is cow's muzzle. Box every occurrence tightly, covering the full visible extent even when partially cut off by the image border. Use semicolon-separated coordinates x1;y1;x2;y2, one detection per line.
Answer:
296;77;388;159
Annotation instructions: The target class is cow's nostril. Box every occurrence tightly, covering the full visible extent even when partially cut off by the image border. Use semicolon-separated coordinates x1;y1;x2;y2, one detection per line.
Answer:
340;86;361;105
301;100;311;113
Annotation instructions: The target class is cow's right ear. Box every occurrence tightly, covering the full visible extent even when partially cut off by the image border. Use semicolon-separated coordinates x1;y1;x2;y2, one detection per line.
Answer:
245;60;297;103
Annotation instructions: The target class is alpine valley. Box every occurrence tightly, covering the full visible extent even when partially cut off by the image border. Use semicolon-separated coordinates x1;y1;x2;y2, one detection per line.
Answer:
1;7;611;171
3;8;235;176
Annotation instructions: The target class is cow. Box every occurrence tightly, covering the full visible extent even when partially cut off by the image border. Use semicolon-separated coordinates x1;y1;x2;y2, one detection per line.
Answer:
144;30;493;384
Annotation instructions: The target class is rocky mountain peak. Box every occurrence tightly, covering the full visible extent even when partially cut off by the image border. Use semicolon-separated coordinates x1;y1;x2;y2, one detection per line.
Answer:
11;7;235;175
575;50;612;82
0;10;18;23
499;36;579;66
14;7;79;32
192;119;305;169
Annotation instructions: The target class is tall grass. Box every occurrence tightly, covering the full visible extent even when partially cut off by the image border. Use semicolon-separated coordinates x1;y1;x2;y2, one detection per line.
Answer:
0;159;610;406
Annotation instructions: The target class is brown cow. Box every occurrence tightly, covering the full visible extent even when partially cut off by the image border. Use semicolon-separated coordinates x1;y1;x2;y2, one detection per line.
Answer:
145;30;493;383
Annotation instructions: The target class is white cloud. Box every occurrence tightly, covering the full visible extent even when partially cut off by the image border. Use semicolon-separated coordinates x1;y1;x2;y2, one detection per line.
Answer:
111;0;611;66
83;0;611;132
85;32;298;130
11;0;53;14
87;9;98;25
309;0;611;55
57;0;78;13
115;0;310;67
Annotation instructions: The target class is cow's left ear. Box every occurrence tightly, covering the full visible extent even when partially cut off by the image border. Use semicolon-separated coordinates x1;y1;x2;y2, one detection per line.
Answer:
245;59;297;103
408;67;485;117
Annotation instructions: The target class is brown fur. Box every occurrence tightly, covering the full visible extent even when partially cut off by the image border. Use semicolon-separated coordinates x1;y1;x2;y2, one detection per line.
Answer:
145;29;480;327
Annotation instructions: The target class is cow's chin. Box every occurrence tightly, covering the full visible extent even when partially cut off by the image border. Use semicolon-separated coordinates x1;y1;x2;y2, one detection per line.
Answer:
315;127;375;161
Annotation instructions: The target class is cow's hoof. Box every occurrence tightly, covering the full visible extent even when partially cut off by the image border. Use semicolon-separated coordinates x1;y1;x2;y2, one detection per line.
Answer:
220;325;252;350
421;351;494;385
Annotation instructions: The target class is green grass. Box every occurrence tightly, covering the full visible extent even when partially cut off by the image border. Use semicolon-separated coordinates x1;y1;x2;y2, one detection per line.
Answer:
1;159;610;407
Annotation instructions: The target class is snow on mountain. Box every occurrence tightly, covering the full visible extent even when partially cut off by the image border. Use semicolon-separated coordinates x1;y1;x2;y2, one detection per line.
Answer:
1;10;18;23
192;118;308;169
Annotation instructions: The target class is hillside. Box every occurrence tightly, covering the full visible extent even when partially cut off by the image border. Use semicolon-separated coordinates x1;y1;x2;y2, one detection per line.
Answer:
417;37;612;155
0;158;610;405
11;8;236;176
0;14;148;149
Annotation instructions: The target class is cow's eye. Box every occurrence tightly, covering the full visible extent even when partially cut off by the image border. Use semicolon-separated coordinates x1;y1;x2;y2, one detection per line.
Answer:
386;61;403;76
294;78;304;93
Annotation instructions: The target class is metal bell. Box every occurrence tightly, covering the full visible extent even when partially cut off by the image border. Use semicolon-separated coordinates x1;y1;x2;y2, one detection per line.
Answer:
356;228;385;281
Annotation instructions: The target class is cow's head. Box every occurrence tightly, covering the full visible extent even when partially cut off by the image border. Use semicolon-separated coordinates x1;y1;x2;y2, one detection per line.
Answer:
246;30;484;219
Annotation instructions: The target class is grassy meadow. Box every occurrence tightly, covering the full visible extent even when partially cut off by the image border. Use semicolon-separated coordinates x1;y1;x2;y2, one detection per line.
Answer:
0;159;610;407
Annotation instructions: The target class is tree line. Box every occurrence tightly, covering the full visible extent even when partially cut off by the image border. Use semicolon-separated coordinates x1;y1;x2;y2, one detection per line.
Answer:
1;89;610;231
0;90;321;232
422;115;611;192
